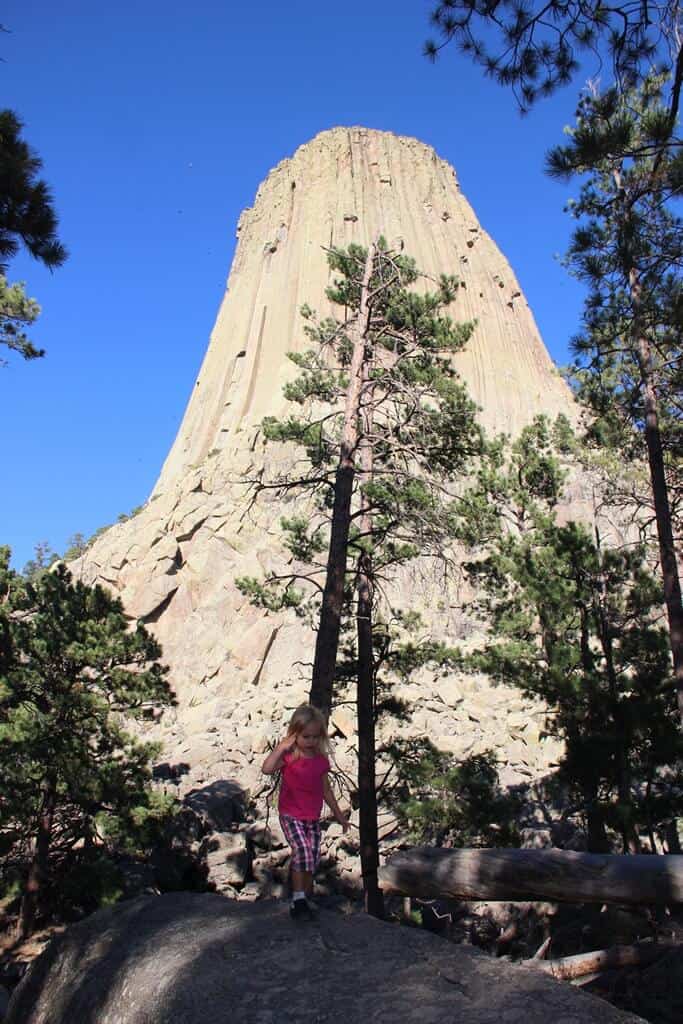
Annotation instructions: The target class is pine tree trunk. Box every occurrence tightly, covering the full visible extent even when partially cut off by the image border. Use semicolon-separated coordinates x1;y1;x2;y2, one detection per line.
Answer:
593;540;640;852
309;246;375;717
574;605;610;853
357;553;383;918
629;270;683;723
17;775;56;939
356;358;383;919
585;799;611;855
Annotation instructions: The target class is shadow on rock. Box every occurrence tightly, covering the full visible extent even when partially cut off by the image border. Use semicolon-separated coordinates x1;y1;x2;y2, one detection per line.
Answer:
6;892;644;1024
185;778;246;832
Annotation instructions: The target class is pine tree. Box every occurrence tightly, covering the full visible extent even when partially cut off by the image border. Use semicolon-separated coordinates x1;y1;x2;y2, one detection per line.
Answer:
21;539;58;580
457;419;683;853
423;3;683;722
546;76;683;719
0;110;67;363
239;239;483;913
0;548;174;936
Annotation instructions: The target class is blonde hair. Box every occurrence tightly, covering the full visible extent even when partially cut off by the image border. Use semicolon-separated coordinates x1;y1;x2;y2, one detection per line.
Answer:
286;704;330;760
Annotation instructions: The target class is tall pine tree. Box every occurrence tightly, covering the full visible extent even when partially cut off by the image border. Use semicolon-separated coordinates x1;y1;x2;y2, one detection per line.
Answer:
423;3;683;722
239;238;483;913
547;76;683;718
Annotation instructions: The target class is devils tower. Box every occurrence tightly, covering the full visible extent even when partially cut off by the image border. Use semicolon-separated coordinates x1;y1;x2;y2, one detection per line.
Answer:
75;127;577;809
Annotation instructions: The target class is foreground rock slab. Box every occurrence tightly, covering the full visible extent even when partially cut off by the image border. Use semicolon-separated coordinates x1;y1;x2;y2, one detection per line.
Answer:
7;893;644;1023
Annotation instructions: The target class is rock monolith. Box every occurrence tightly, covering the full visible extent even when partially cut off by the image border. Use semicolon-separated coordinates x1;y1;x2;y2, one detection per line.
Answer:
74;128;582;859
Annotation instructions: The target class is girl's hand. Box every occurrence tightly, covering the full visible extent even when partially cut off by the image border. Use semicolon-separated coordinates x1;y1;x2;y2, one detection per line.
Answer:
338;815;350;834
262;733;296;774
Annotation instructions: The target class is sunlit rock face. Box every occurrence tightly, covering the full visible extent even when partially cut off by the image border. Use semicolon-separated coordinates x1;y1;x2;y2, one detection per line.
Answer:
156;126;571;493
74;128;578;825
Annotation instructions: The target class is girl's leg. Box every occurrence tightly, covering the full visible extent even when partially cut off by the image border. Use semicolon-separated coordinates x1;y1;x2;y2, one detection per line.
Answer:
307;820;322;898
291;868;312;896
280;816;314;909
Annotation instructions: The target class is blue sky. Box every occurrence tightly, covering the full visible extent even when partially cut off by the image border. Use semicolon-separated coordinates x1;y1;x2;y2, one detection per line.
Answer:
3;1;586;569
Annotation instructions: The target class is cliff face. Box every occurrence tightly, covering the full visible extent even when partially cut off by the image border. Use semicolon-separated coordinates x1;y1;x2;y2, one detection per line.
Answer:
75;127;578;811
155;126;571;495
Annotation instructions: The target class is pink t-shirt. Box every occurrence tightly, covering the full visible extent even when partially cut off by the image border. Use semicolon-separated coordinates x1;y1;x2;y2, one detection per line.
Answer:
279;752;330;820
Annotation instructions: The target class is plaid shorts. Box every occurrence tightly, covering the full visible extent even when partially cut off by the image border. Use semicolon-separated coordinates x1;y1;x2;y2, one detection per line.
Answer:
279;814;322;873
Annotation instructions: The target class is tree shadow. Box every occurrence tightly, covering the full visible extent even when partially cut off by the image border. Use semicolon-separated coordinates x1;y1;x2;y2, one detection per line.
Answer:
6;891;650;1023
184;778;247;832
152;760;191;784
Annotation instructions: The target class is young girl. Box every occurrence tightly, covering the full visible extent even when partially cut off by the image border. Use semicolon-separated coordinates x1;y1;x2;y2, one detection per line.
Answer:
262;703;349;920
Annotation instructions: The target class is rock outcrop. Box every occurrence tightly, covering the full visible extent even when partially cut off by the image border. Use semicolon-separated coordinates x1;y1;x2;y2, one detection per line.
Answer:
72;128;585;879
6;893;645;1024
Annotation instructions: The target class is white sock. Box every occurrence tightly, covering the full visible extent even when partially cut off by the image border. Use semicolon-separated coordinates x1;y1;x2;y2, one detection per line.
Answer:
292;890;306;902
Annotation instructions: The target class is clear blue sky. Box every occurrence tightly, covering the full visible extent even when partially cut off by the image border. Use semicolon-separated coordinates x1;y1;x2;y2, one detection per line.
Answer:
4;0;586;570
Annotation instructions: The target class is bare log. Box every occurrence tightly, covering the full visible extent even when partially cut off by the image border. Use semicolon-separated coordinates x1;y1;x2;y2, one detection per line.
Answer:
530;936;553;961
378;847;683;905
528;942;666;981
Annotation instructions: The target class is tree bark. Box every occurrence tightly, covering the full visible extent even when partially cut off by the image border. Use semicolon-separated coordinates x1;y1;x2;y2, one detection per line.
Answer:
355;353;384;919
583;778;611;855
309;246;375;717
574;600;610;854
593;532;640;853
379;846;683;905
629;271;683;723
17;775;56;939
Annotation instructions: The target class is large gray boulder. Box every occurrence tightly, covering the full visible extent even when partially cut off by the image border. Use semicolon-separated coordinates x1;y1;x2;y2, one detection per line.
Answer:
7;893;644;1023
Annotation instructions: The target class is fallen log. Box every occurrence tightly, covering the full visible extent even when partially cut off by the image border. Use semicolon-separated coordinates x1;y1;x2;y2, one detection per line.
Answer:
527;942;666;981
378;847;683;905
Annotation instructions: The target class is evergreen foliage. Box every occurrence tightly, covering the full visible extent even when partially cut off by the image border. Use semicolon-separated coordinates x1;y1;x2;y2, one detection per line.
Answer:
551;76;682;518
21;539;59;581
456;418;683;852
383;739;521;847
0;548;176;935
0;274;41;363
423;2;683;720
425;0;678;111
549;75;683;717
0;111;66;271
0;109;67;363
238;239;482;625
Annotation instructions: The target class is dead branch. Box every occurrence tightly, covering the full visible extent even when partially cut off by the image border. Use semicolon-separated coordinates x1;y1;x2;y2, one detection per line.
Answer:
526;941;667;981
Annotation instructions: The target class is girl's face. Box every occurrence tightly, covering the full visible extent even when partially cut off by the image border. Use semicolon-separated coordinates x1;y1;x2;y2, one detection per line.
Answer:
295;723;322;756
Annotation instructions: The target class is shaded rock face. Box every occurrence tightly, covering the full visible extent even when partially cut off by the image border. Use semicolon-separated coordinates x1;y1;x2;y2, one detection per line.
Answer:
6;893;644;1024
73;127;583;843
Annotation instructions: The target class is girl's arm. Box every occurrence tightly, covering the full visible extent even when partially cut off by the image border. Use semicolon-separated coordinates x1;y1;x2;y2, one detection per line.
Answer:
262;735;295;774
322;774;350;832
